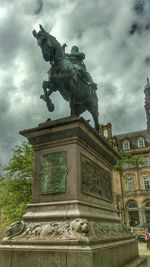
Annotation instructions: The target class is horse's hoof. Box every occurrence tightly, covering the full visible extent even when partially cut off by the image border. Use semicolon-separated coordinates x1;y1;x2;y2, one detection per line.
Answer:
47;103;55;112
40;94;45;101
45;118;51;122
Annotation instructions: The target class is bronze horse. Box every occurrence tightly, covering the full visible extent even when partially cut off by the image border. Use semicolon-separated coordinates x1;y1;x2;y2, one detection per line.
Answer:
33;25;99;131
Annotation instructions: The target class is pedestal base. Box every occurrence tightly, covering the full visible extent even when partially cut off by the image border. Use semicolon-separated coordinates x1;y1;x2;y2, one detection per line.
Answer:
0;117;148;267
0;239;147;267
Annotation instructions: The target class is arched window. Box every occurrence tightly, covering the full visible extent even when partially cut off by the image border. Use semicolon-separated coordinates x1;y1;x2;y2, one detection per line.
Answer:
137;137;145;148
127;201;140;227
123;140;130;150
128;201;137;208
144;200;150;223
145;201;150;208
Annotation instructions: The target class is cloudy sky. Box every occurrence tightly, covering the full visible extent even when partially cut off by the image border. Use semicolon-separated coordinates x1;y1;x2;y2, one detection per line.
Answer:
0;0;150;166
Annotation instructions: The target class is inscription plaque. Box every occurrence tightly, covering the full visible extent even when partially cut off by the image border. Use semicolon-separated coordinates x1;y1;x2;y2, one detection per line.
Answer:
81;155;113;201
40;151;67;194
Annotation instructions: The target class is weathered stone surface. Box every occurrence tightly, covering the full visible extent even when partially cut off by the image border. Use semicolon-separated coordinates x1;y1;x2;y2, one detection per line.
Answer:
81;154;113;201
0;117;147;267
2;218;131;243
0;241;147;267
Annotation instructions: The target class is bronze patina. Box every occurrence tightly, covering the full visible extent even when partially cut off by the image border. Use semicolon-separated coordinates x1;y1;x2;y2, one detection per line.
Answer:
40;151;67;194
33;25;99;131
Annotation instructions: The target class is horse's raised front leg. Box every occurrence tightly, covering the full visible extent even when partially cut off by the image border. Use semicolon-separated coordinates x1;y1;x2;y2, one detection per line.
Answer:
40;80;55;112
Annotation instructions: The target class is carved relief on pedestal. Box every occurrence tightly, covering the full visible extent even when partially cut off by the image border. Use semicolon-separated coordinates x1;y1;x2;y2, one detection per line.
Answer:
81;155;113;201
70;218;90;237
3;218;131;243
5;221;25;239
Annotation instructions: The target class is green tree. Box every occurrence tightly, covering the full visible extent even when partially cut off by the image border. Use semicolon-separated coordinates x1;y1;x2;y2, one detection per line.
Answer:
114;150;144;175
0;142;34;228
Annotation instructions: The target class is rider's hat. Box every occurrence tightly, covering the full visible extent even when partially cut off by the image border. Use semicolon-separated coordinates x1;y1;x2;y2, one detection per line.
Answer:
71;46;79;53
70;46;85;60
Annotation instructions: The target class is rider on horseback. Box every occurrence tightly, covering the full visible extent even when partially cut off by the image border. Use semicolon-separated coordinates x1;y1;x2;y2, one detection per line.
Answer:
32;25;99;131
67;46;97;90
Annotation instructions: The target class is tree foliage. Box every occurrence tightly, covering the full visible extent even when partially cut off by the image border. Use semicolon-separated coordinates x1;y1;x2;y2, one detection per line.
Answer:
114;150;144;175
0;142;34;227
4;141;34;179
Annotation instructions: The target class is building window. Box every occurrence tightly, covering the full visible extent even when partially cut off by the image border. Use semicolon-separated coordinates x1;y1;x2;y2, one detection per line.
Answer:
128;201;138;208
123;163;129;169
145;201;150;208
104;129;108;138
123;140;130;150
142;156;149;166
143;176;150;190
127;201;139;227
127;178;134;191
144;201;150;223
137;137;145;148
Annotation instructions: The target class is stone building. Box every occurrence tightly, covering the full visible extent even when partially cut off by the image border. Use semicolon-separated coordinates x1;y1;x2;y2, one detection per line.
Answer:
100;80;150;227
114;129;150;227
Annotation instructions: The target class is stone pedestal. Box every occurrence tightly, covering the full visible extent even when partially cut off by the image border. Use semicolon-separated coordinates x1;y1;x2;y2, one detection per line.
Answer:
0;117;147;267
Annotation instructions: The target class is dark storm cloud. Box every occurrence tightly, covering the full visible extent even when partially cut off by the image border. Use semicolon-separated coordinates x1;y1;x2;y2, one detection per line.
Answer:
145;57;150;65
0;0;150;166
129;0;150;35
134;0;145;14
34;0;43;15
134;0;150;15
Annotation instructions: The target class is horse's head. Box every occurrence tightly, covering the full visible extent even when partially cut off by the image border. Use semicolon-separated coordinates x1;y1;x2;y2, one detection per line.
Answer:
33;25;55;62
33;25;64;64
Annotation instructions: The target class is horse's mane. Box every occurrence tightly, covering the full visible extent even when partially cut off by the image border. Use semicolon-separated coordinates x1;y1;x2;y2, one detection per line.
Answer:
47;33;64;60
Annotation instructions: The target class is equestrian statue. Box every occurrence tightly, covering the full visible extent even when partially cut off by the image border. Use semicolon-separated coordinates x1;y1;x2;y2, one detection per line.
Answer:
32;25;99;132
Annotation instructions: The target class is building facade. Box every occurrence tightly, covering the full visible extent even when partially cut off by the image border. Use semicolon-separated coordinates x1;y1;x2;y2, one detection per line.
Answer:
114;130;150;227
100;80;150;227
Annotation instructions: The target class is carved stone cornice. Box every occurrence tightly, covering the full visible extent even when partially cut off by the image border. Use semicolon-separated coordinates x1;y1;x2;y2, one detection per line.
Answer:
3;218;132;244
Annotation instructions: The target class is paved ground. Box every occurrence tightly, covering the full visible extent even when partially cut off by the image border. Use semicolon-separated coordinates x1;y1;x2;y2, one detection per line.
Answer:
138;242;150;266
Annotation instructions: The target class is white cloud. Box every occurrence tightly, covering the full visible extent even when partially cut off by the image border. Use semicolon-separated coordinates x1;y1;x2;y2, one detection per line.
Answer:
0;0;149;166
